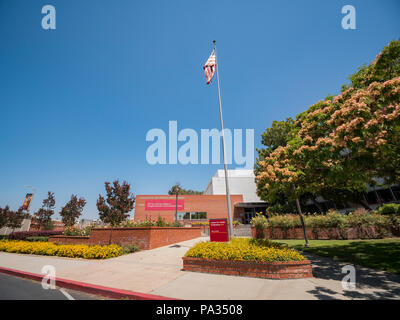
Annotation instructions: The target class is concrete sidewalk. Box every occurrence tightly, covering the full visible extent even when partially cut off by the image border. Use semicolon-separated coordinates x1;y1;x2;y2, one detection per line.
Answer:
1;237;399;300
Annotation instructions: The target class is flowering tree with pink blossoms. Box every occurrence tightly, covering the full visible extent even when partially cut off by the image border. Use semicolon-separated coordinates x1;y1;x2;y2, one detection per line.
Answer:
256;39;400;245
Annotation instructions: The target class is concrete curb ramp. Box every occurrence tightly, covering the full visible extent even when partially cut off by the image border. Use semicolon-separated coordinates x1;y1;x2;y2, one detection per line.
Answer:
0;266;177;300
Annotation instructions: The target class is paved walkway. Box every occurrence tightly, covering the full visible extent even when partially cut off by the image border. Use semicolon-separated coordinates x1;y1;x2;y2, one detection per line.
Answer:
1;237;399;300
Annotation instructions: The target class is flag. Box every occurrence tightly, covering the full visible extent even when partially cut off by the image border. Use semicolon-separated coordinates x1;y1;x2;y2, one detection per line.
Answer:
203;49;216;84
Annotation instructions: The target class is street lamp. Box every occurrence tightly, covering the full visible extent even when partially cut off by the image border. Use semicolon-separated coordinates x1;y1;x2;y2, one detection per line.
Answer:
172;183;181;221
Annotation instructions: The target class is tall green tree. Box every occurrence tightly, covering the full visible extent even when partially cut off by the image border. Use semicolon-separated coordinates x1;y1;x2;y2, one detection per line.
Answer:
255;118;295;201
256;39;400;245
34;192;56;230
0;206;10;229
60;195;86;227
97;180;135;243
6;207;28;232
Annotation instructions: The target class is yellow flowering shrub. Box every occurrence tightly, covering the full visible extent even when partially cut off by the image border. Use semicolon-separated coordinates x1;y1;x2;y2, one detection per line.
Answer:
185;238;306;262
0;240;123;259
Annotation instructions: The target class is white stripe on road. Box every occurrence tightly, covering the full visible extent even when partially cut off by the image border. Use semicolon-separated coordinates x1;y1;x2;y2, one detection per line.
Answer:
59;288;75;300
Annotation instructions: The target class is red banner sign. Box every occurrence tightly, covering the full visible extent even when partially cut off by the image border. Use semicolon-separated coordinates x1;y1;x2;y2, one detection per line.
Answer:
145;199;184;211
209;218;229;242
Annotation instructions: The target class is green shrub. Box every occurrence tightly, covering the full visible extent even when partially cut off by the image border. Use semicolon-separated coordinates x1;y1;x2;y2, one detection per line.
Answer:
122;244;140;254
63;226;85;236
267;214;302;229
250;213;268;238
323;210;347;228
191;222;209;226
305;214;326;228
156;216;167;227
346;211;391;238
119;218;182;228
168;221;183;227
185;238;305;262
233;220;241;227
257;209;395;239
378;203;400;216
25;236;49;242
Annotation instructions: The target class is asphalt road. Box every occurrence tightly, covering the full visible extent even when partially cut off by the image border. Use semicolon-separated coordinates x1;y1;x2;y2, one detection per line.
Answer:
0;273;105;300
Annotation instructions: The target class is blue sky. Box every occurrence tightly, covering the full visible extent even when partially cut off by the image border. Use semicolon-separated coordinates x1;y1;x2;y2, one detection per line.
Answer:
0;0;399;220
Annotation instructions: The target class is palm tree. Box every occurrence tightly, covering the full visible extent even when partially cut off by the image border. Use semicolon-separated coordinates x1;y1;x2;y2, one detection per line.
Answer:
169;183;182;221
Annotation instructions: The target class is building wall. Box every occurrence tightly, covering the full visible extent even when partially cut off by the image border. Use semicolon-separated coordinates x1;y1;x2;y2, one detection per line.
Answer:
204;169;262;203
49;227;201;250
134;194;243;223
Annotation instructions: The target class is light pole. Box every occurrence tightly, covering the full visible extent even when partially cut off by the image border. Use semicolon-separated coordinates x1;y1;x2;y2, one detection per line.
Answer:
174;183;181;221
213;40;234;239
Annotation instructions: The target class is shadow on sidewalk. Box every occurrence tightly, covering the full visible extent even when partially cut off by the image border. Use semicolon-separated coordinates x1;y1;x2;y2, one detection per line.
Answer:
303;253;400;300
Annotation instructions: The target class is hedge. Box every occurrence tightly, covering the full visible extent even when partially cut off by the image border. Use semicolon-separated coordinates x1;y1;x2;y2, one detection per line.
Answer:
25;236;49;242
185;238;306;262
9;231;63;241
251;209;400;239
377;203;400;216
262;210;399;230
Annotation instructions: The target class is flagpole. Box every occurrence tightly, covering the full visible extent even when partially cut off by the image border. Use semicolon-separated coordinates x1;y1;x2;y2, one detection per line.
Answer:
213;40;234;239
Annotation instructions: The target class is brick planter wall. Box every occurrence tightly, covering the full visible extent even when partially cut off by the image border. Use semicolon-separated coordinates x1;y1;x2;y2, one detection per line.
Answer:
48;236;90;245
49;227;201;250
182;257;313;279
251;226;392;240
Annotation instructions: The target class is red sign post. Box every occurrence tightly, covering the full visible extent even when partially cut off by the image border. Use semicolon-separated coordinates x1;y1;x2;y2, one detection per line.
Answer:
209;218;229;242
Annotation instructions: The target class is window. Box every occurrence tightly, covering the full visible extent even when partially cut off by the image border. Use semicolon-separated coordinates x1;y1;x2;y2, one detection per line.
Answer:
391;186;400;201
177;212;185;220
377;188;395;203
177;212;207;220
365;191;378;205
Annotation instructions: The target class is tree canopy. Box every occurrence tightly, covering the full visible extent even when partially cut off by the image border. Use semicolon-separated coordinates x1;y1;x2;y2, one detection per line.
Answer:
60;195;86;227
0;205;28;231
168;183;203;195
34;192;56;229
256;39;400;208
97;180;135;227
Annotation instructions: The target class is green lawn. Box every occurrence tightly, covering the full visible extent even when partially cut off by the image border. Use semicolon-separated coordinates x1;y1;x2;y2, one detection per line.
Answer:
275;238;400;274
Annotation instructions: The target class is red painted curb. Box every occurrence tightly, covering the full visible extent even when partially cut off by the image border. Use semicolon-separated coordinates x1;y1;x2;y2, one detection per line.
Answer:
0;266;178;300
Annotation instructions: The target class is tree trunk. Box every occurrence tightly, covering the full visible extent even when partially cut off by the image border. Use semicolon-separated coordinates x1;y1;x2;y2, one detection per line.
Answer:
175;193;178;221
293;184;309;247
108;226;113;245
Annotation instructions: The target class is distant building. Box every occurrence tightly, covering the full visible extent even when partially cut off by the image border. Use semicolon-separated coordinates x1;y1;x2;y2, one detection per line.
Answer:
76;218;103;228
134;194;244;224
305;178;400;213
134;170;268;225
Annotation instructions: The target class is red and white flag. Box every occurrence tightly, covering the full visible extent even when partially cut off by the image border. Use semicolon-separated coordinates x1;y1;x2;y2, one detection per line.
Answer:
203;49;216;84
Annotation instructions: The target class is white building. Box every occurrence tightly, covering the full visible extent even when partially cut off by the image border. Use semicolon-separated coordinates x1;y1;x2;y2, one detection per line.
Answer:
204;170;263;202
204;169;267;223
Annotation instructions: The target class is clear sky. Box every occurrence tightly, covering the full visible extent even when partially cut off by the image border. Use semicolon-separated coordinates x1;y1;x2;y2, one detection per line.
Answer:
0;0;399;220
